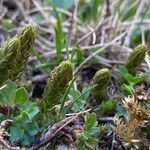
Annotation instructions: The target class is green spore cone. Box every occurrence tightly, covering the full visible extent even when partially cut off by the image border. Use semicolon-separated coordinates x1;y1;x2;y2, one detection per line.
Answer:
12;24;35;80
91;68;111;104
0;37;20;84
125;45;147;75
42;61;73;111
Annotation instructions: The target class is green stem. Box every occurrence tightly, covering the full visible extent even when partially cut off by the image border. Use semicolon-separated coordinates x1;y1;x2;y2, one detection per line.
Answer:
59;75;77;115
61;85;96;118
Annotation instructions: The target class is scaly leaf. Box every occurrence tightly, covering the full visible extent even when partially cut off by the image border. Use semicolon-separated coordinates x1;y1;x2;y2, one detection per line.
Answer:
14;87;29;105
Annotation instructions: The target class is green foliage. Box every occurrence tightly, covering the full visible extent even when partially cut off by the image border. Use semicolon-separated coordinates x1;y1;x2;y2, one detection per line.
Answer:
99;124;110;137
118;65;150;95
118;65;150;86
91;68;111;104
0;80;18;106
58;75;77;117
41;61;73;112
0;24;35;84
0;37;21;85
116;105;128;120
14;87;29;104
130;28;150;45
121;3;137;21
38;61;73;124
50;0;65;63
69;87;90;113
77;113;99;150
124;73;150;86
0;9;149;148
100;99;116;115
121;84;135;96
124;45;147;75
0;80;39;145
63;86;93;117
13;24;35;79
115;0;137;21
79;0;104;22
70;47;84;64
2;19;14;30
118;65;129;77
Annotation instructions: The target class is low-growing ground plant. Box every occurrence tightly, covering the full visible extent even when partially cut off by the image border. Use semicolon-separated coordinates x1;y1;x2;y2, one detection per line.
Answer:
0;10;149;149
0;80;39;145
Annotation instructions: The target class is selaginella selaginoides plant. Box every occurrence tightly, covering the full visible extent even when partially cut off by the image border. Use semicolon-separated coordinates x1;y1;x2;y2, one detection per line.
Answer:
0;24;35;84
125;45;147;76
0;37;21;84
91;68;111;104
12;24;35;80
41;60;73;113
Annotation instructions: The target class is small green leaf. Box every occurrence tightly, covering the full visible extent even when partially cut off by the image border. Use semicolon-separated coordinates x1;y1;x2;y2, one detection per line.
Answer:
0;114;5;122
0;80;16;103
118;65;129;77
85;135;97;146
28;105;39;119
69;89;81;112
124;73;150;86
14;87;29;104
0;92;8;105
2;80;17;90
82;87;90;100
84;113;97;132
121;84;135;95
70;87;90;113
69;88;80;100
75;48;84;64
116;105;128;117
2;19;13;29
20;132;34;146
25;122;39;136
9;125;24;142
15;111;31;124
21;102;39;119
101;99;116;115
77;112;99;150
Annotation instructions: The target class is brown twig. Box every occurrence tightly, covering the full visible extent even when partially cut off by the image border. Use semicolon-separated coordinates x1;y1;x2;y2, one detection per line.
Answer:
0;139;20;150
67;0;78;47
5;106;11;119
77;17;111;46
30;105;90;150
74;31;127;74
0;120;20;150
30;116;76;150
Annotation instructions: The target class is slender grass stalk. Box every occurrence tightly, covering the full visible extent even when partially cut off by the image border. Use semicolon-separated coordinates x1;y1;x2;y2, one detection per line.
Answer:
50;0;64;63
59;75;77;115
62;85;96;118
